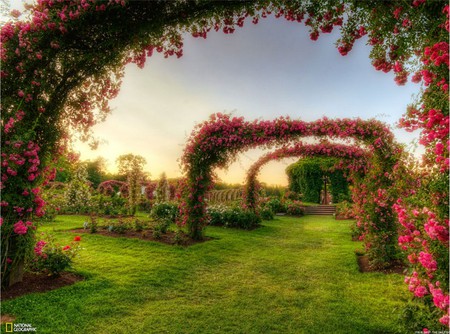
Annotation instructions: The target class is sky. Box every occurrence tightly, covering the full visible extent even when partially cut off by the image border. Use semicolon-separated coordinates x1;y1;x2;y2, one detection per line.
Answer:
5;3;423;186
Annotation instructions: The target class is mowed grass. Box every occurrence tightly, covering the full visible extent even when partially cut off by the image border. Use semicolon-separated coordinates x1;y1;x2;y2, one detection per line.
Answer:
1;215;409;334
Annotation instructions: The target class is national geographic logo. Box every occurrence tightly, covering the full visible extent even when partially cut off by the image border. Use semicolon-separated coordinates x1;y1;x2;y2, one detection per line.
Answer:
5;323;37;332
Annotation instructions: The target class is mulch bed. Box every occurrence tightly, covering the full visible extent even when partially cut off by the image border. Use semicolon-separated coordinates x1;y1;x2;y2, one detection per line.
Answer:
357;254;406;275
1;272;84;301
70;228;212;246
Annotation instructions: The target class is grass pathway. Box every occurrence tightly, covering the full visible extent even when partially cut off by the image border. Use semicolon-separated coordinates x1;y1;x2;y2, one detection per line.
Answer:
2;215;409;333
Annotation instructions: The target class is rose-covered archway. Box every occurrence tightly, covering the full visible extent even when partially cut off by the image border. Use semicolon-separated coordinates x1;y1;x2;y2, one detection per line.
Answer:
242;141;368;211
1;0;448;327
180;114;404;266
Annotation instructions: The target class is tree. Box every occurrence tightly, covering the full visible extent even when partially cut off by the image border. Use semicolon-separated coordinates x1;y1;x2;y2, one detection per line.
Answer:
116;154;147;215
155;172;170;204
64;163;91;214
84;157;107;189
286;157;350;204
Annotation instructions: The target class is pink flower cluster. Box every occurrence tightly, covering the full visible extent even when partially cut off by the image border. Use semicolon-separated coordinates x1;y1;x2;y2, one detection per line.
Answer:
34;240;47;256
13;220;31;235
394;200;449;325
97;180;128;197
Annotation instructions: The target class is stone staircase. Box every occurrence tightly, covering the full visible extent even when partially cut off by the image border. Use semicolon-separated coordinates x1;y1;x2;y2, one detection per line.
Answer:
303;205;336;215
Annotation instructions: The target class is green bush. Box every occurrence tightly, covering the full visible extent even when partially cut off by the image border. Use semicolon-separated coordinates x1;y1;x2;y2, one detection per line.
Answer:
108;219;132;234
134;219;146;232
229;210;261;229
89;216;98;234
29;234;81;276
207;204;228;226
286;201;304;216
264;197;287;213
92;194;127;216
154;219;171;235
207;205;261;230
335;200;355;219
150;202;179;223
260;207;274;220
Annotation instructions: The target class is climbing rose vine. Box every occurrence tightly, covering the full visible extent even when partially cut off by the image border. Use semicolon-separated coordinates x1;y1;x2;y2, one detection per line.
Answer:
180;113;403;268
242;141;368;211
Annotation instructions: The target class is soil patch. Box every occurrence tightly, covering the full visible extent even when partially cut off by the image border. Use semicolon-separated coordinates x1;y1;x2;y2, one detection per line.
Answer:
70;228;212;246
1;314;16;323
1;272;84;301
357;254;406;275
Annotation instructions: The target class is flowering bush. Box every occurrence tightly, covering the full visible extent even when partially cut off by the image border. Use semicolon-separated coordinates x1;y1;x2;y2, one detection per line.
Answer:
335;200;356;219
263;197;287;213
64;164;92;214
283;190;302;202
91;194;127;216
393;172;449;329
259;207;274;221
151;202;179;224
206;204;229;226
207;205;261;230
107;219;131;234
29;234;82;276
37;184;66;221
116;154;147;215
286;201;305;216
155;173;170;204
98;180;128;197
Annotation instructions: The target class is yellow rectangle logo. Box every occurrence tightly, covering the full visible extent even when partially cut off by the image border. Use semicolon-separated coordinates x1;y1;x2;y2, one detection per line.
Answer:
5;322;13;332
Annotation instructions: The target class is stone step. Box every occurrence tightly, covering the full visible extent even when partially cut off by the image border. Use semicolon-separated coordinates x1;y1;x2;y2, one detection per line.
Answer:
303;205;336;215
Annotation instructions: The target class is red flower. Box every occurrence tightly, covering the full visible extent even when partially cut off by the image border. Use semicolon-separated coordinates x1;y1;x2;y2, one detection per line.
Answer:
74;236;81;242
63;245;71;251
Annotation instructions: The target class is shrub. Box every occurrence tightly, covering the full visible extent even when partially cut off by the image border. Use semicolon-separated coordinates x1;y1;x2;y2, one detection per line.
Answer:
29;234;82;276
335;200;355;219
108;219;131;234
207;204;228;226
283;190;302;201
138;196;152;213
89;216;98;234
260;207;274;220
264;197;287;213
154;219;171;235
134;219;145;232
153;229;162;239
64;164;92;214
92;194;127;216
286;200;304;216
207;205;261;229
173;229;185;245
230;209;261;229
151;202;179;223
38;187;66;221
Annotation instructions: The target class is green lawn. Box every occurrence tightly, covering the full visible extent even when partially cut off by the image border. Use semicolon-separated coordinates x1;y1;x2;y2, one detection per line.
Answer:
1;215;409;334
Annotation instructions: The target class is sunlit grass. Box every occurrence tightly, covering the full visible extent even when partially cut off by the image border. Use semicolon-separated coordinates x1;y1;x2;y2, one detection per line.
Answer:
2;215;409;334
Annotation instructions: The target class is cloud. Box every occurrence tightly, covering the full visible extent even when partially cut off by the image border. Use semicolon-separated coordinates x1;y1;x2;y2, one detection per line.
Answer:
75;15;422;185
